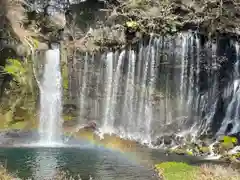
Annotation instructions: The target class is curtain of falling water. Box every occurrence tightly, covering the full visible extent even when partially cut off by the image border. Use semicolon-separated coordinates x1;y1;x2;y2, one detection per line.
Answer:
120;50;136;134
192;39;220;137
109;51;125;129
78;53;88;122
102;52;114;131
39;47;63;145
70;32;237;144
217;42;240;135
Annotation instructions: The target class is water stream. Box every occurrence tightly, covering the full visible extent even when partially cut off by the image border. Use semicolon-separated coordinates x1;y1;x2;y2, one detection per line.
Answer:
217;42;240;135
61;33;239;146
67;33;201;143
38;46;63;145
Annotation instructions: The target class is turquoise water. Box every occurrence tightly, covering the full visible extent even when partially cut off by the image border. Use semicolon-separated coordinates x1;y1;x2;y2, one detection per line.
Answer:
0;130;221;180
0;146;158;180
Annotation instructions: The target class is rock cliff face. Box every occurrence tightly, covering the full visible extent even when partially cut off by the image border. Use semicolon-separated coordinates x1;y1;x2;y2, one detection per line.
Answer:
1;0;240;54
0;0;239;126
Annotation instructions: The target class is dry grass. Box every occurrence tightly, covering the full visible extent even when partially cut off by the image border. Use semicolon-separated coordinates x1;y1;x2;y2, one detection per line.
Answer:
0;166;17;180
198;164;240;180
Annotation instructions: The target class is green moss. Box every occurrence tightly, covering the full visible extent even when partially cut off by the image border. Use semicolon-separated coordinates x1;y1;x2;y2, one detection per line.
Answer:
126;21;139;30
170;147;194;156
186;150;193;156
221;152;240;162
231;153;240;162
8;121;28;129
170;148;186;155
155;162;198;180
60;48;69;99
63;115;75;121
218;136;238;152
199;146;210;154
222;136;238;144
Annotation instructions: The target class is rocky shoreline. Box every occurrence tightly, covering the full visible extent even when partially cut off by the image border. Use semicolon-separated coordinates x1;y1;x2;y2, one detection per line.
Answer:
0;126;239;165
151;133;240;165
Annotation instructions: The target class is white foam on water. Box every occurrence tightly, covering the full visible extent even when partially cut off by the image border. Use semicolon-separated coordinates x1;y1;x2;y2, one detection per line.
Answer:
204;142;221;160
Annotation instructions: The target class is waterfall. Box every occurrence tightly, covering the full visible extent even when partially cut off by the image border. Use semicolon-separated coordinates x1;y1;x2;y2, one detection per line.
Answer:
78;52;88;122
73;33;238;145
102;52;114;131
217;42;240;135
38;46;63;145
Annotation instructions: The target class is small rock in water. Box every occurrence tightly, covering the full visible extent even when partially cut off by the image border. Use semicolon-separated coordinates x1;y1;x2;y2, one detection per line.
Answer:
152;135;175;146
83;121;97;131
163;135;172;145
152;137;163;146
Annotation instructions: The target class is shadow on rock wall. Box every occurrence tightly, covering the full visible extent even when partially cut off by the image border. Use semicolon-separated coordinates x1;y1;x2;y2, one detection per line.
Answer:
68;0;107;34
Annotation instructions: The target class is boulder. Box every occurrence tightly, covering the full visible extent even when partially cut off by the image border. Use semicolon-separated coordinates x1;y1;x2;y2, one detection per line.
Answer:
83;121;97;131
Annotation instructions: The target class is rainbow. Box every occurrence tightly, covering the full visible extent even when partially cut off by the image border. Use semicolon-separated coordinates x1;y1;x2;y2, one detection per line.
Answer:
66;129;155;166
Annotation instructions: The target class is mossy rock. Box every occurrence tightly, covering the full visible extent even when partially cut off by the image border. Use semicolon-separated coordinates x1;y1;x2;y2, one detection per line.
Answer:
63;115;75;121
155;162;198;180
215;136;238;154
8;121;28;129
221;152;240;162
170;147;194;156
219;136;238;145
231;153;240;162
199;146;210;154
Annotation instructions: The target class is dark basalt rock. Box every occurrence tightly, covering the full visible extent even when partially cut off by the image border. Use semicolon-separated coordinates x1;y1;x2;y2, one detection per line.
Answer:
23;1;68;42
63;103;78;116
152;134;182;146
0;130;38;147
152;137;163;146
83;121;97;131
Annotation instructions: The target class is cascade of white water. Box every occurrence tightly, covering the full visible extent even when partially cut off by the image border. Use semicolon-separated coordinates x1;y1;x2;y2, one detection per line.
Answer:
210;42;218;102
231;42;240;133
136;37;154;139
121;50;136;133
183;34;200;136
190;38;219;137
217;42;240;135
180;34;188;102
78;53;89;123
179;33;189;117
102;52;114;132
108;50;125;126
144;46;156;142
196;36;200;89
187;35;194;107
38;47;63;145
74;33;224;145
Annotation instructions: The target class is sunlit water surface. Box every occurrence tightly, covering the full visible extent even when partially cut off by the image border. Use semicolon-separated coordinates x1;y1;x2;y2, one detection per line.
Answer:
0;131;217;180
0;146;157;180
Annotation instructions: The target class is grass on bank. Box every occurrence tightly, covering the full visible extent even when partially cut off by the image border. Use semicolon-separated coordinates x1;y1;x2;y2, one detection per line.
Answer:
0;166;16;180
155;162;240;180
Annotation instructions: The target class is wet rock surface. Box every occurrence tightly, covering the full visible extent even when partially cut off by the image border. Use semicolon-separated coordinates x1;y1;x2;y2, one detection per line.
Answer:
0;130;38;146
157;133;240;164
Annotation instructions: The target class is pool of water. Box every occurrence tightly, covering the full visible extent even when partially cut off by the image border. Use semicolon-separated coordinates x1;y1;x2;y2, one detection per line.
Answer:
0;146;159;180
0;130;222;180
